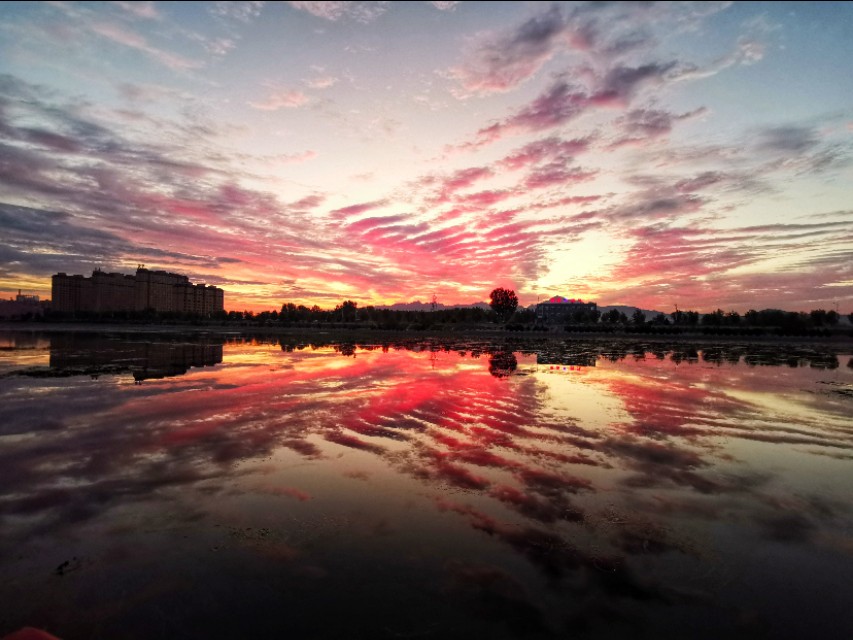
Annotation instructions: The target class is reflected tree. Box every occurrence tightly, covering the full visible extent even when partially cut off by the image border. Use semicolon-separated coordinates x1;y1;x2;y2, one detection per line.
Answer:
489;351;518;378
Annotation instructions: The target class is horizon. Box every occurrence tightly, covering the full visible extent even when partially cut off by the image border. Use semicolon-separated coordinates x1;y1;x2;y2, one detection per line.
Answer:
1;2;852;313
4;278;850;318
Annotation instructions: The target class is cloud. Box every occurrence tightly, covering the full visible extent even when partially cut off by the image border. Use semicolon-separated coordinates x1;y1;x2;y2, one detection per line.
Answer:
305;75;339;89
430;1;459;11
0;75;350;300
609;107;707;148
756;126;820;154
203;36;238;56
453;190;514;207
329;199;388;220
289;194;326;210
288;1;390;23
673;36;767;84
249;89;310;110
210;1;266;23
444;2;722;99
112;1;161;20
118;82;195;105
274;150;318;164
345;214;409;234
463;61;677;149
469;77;589;147
500;136;592;171
90;21;204;70
447;5;578;96
590;61;678;108
524;163;596;191
593;207;853;312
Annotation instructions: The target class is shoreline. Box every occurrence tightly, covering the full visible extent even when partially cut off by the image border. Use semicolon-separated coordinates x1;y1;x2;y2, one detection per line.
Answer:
2;321;852;350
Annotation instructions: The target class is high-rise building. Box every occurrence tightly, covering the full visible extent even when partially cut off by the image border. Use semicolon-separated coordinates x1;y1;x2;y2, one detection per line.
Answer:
51;268;225;315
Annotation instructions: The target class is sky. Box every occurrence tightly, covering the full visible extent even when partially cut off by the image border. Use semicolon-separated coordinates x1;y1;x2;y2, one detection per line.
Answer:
1;1;852;313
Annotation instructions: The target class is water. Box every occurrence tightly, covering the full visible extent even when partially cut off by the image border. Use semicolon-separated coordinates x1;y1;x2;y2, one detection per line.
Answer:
1;331;852;639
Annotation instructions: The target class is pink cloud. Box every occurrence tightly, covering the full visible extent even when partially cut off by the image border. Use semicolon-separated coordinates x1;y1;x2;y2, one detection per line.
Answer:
453;190;514;207
329;199;388;220
500;136;592;171
533;194;603;211
446;5;592;97
524;164;596;190
305;75;339;89
592;216;853;312
421;166;495;205
470;77;589;147
91;22;202;70
249;89;309;110
589;62;677;108
113;1;160;19
609;108;702;148
289;194;326;210
345;214;409;234
460;61;680;150
210;1;265;23
275;150;318;164
288;1;389;23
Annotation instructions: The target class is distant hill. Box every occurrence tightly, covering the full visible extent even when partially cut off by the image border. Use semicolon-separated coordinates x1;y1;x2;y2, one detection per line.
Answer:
376;301;670;320
375;301;490;312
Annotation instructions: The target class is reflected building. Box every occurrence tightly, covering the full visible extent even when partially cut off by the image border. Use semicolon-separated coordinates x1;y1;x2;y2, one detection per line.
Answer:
537;352;597;368
48;335;224;381
51;267;224;315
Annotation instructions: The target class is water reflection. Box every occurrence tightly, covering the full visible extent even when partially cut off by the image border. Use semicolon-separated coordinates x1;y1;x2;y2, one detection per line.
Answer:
0;332;851;639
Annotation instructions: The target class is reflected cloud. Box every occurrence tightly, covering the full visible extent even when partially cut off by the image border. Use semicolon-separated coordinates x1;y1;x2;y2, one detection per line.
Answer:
1;332;852;637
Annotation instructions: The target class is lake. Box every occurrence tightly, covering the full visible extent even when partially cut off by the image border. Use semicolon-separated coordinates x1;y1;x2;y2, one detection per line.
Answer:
1;331;852;639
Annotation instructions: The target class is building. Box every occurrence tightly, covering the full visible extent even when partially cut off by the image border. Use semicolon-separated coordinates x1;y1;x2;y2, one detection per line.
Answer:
0;290;47;319
51;267;224;315
535;295;597;324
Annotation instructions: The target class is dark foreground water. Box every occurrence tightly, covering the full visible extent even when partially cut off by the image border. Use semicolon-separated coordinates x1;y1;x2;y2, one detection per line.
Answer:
1;331;852;639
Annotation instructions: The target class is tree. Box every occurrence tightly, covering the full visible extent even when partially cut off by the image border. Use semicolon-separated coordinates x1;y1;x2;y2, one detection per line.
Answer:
810;309;829;326
631;308;645;326
602;309;627;324
489;287;518;322
701;309;725;326
335;300;358;322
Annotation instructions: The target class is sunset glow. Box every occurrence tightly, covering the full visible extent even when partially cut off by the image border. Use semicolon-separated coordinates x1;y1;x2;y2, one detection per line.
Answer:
1;2;852;312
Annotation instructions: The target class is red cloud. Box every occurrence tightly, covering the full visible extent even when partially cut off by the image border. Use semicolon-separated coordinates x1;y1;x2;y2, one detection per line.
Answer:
328;200;388;220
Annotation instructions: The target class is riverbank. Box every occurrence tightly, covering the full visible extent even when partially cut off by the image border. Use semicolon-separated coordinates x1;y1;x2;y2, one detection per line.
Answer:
2;320;853;349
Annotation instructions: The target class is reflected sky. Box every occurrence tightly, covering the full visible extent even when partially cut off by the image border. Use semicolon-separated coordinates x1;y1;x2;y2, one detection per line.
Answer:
1;333;852;639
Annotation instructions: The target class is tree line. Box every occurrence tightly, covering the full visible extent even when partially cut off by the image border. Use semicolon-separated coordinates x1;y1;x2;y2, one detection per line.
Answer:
17;286;851;335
